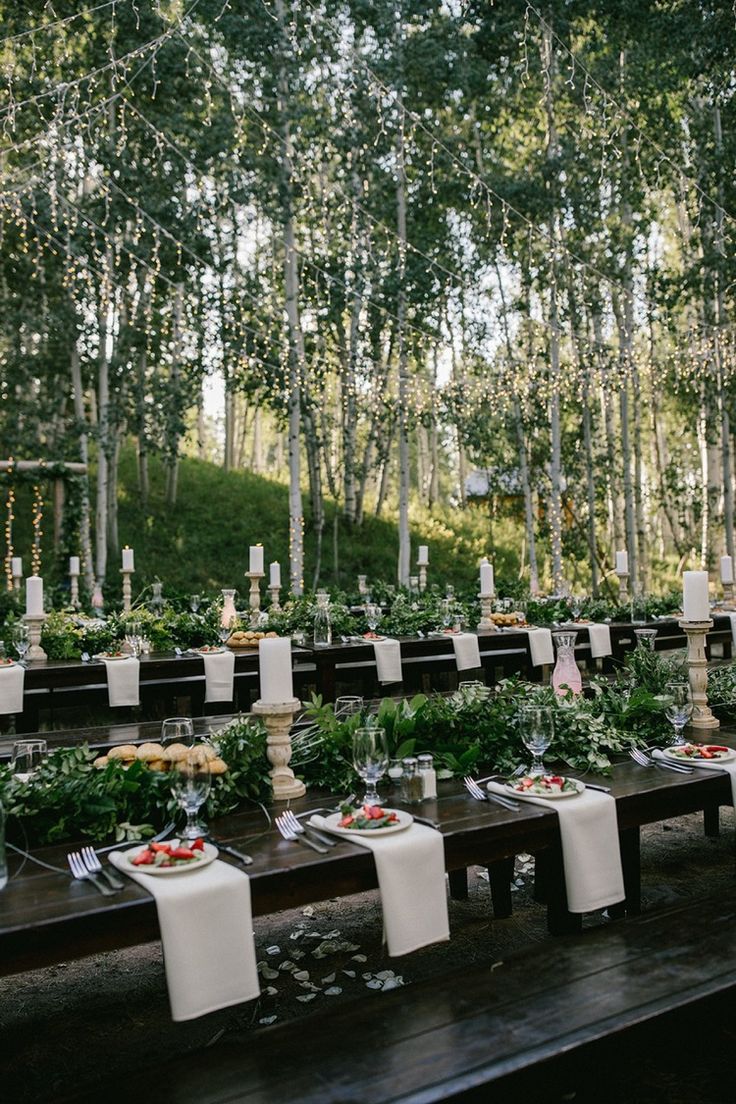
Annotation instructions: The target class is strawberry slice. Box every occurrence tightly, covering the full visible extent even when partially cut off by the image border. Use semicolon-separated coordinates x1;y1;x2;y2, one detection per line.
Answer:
169;847;195;860
191;838;205;851
132;849;154;865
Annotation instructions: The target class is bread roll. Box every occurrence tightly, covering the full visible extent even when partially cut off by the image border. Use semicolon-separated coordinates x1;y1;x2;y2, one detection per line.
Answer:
136;742;166;762
93;755;109;769
108;744;138;762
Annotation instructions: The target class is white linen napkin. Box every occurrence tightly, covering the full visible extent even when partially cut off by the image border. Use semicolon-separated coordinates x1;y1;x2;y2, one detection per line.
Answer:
653;749;736;805
203;650;235;703
729;613;736;650
310;816;449;956
0;662;24;714
488;781;624;913
588;623;612;659
528;628;554;666
102;657;140;707
452;632;481;671
373;639;402;684
109;852;260;1021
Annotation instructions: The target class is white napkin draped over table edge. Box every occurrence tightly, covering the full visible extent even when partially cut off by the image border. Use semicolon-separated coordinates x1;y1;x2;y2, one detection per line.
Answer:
653;749;736;806
109;851;260;1021
729;612;736;650
102;656;140;707
452;632;481;671
527;627;554;667
587;623;612;659
310;815;449;956
373;638;403;684
0;662;24;714
202;649;235;703
487;781;625;913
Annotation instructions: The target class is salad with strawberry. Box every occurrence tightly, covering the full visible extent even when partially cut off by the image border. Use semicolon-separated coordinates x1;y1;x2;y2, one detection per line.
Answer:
668;743;732;761
338;803;400;830
511;774;581;795
131;838;206;868
362;631;384;640
0;656;15;666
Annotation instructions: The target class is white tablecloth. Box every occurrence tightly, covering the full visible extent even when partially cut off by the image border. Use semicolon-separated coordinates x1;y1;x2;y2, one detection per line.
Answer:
110;851;260;1021
528;628;554;666
588;623;612;658
452;633;481;671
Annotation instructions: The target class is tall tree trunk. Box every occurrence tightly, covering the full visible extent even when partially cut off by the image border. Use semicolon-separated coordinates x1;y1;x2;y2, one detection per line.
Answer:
95;275;111;584
165;283;184;506
70;341;95;591
713;103;734;558
303;403;324;588
395;47;411;587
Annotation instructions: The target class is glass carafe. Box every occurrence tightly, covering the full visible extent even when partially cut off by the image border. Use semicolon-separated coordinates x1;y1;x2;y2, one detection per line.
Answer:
552;631;582;697
313;593;332;647
220;589;237;628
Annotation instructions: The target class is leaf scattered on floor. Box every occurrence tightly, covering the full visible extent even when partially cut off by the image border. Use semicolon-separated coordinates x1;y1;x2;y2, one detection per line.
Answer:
259;1016;278;1025
293;970;310;982
321;973;336;985
351;953;367;962
324;986;342;996
342;970;356;978
296;994;316;1003
266;945;280;955
301;906;315;917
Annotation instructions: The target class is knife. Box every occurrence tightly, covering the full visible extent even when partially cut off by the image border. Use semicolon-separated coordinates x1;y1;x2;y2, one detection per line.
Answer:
207;838;254;865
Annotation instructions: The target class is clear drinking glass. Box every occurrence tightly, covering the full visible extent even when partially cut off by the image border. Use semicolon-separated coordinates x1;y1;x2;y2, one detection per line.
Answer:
663;682;693;746
170;749;211;841
190;594;201;614
634;628;657;650
12;739;47;782
124;620;142;657
352;727;389;806
218;616;236;646
365;604;382;633
334;695;364;719
570;594;584;621
161;716;195;747
519;704;554;777
12;623;29;663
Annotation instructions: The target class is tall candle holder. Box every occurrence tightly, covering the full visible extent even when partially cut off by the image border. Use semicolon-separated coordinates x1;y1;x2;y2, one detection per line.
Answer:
723;581;735;609
268;584;281;612
616;571;630;604
478;593;497;633
251;697;306;800
24;612;47;661
246;570;265;626
678;619;720;731
69;569;80;610
418;563;428;593
120;567;133;613
12;569;21;593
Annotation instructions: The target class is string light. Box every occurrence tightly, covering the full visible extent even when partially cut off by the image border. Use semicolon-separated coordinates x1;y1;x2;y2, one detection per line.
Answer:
31;477;44;576
3;458;15;592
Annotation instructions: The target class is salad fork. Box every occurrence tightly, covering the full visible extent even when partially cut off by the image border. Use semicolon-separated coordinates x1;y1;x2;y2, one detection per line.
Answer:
280;809;337;849
275;814;328;854
629;748;693;774
463;776;520;811
67;851;116;896
80;846;125;891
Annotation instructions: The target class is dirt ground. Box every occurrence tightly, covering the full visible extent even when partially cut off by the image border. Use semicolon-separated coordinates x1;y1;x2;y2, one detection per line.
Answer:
2;809;735;1104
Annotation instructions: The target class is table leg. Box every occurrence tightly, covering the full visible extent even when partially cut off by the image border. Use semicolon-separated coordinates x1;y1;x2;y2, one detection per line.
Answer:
704;805;720;838
315;653;336;703
543;844;583;935
487;857;515;918
448;868;468;901
608;827;641;919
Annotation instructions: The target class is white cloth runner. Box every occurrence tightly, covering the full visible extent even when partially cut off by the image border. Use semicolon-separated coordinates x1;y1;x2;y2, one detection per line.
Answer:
0;662;24;714
109;852;260;1021
310;816;449;956
203;650;235;703
528;627;554;666
373;639;402;684
452;632;481;671
653;749;736;806
588;623;612;659
102;657;140;707
488;782;624;913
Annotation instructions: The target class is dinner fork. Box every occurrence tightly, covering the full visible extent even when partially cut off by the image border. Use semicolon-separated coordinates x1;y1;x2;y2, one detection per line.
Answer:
629;747;694;774
275;814;329;854
463;776;521;811
80;846;125;891
67;851;116;896
280;809;337;849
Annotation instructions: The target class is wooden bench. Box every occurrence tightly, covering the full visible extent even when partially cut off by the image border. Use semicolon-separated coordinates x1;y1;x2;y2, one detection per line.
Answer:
74;891;736;1104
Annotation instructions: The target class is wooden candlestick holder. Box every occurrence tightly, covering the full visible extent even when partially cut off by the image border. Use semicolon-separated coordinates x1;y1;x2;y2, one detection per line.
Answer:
418;564;428;593
70;572;80;610
246;571;264;625
24;612;47;662
478;593;497;633
616;571;629;604
678;619;719;731
121;568;133;613
12;572;21;593
723;581;735;608
251;698;306;801
268;584;281;612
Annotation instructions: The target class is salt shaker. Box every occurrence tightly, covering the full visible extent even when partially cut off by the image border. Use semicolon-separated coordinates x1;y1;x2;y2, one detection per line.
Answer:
417;753;437;799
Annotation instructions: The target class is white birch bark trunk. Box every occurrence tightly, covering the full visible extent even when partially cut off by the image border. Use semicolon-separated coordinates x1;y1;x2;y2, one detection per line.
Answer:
395;93;411;586
70;342;95;592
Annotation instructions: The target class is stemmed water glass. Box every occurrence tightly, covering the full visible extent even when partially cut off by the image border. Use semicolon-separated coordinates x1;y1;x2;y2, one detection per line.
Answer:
663;682;693;746
365;604;382;633
218;616;236;646
570;594;584;621
12;623;29;664
170;748;211;841
190;594;201;614
161;716;195;747
12;739;47;783
519;703;554;777
352;727;389;806
334;695;364;719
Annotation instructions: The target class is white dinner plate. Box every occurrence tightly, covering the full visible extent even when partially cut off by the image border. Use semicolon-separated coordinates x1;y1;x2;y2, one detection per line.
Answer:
122;840;218;875
504;778;585;800
322;809;414;837
187;647;226;655
94;653;131;661
662;745;736;764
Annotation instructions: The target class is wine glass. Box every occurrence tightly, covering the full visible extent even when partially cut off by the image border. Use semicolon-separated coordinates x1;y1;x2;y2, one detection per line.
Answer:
218;616;236;646
440;598;453;629
365;604;382;633
161;716;195;747
664;682;693;746
352;727;389;806
11;624;29;664
170;749;211;841
12;739;47;783
190;594;201;614
570;594;584;621
334;695;364;719
518;703;554;777
124;620;142;657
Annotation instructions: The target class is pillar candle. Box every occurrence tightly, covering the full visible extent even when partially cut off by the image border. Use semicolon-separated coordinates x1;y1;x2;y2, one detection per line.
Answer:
26;576;43;616
417;545;429;566
615;550;628;574
259;637;294;703
122;547;135;572
69;555;80;576
249;545;264;574
480;561;494;595
11;556;22;577
269;561;281;588
721;555;733;585
682;570;710;622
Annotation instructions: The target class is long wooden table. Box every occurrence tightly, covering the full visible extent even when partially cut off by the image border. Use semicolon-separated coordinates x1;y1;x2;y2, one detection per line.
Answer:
2;737;733;977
